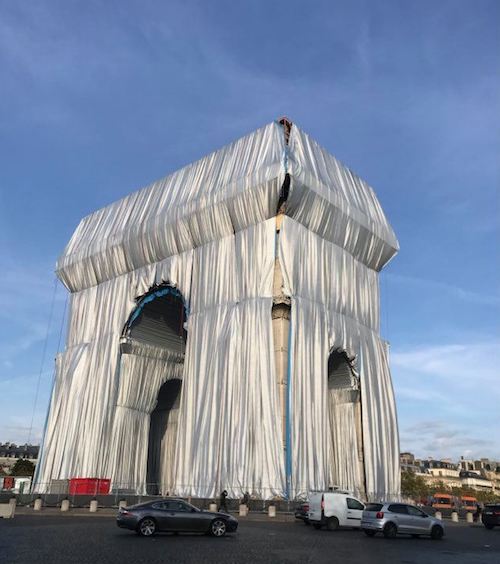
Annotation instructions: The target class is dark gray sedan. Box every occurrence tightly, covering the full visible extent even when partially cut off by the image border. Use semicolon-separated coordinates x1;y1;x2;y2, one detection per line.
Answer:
116;498;238;537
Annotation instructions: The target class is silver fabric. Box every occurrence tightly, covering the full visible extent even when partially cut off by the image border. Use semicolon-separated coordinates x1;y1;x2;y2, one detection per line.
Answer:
57;123;285;292
35;120;400;500
279;217;399;499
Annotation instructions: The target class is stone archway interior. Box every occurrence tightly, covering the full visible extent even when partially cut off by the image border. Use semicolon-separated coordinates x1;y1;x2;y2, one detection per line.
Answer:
327;350;365;497
118;285;187;495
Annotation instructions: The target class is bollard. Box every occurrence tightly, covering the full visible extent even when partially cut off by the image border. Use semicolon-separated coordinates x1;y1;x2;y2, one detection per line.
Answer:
451;511;458;522
435;511;442;520
34;498;43;511
1;500;16;519
239;504;248;517
89;499;98;513
61;499;70;512
209;503;217;512
466;512;473;523
118;500;127;510
268;505;276;518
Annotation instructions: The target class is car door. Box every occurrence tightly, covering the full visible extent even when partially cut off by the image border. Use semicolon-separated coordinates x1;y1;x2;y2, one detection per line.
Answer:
166;500;203;532
406;505;431;533
150;502;171;531
387;504;411;532
346;497;365;527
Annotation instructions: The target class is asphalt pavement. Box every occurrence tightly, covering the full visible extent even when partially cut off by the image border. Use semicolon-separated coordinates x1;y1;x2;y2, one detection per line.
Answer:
0;514;498;564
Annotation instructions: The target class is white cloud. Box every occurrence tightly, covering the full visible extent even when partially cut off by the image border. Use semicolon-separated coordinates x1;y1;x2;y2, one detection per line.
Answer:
393;340;500;459
392;340;499;387
400;420;497;460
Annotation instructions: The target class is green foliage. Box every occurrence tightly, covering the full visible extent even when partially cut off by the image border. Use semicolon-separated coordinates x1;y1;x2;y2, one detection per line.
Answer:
10;459;35;477
401;470;429;499
401;471;500;504
427;481;450;495
474;490;500;503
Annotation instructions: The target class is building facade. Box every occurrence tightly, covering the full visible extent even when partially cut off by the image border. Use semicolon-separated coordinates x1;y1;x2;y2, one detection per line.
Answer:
0;443;39;474
401;453;500;495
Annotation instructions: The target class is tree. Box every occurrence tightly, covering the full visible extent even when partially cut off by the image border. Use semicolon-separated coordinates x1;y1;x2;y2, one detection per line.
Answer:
428;481;450;495
10;459;35;477
401;471;429;500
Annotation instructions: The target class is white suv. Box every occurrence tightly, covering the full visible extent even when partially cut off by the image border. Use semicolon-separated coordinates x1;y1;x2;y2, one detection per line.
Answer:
308;491;365;530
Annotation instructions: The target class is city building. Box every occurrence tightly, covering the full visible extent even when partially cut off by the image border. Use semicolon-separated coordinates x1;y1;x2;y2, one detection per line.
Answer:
400;452;421;474
401;453;500;495
459;470;493;492
421;460;461;489
0;443;39;473
35;118;400;500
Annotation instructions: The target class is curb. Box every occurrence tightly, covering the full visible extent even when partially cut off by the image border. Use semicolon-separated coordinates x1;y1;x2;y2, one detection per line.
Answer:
13;508;297;523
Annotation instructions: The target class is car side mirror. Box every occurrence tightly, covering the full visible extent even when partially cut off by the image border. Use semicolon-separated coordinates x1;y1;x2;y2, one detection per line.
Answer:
191;508;197;513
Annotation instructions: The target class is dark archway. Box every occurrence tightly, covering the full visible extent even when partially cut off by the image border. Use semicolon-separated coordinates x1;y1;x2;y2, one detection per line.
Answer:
327;349;366;497
120;284;188;495
328;350;358;392
123;285;187;355
146;379;182;495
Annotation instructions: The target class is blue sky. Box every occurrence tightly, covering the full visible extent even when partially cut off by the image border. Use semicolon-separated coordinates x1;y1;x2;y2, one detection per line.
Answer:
0;0;498;461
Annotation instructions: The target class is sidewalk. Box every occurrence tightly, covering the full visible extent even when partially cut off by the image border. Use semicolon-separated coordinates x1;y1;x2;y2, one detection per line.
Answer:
14;506;297;523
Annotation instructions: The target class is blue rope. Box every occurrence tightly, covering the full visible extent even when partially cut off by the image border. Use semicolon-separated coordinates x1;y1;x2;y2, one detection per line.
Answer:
285;308;293;499
128;286;188;327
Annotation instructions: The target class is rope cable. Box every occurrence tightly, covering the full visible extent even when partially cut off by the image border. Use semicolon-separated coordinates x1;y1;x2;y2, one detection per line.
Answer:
56;290;68;354
27;277;58;445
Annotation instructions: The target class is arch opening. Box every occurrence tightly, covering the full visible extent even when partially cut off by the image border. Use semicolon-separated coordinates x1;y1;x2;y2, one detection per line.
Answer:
116;284;188;495
146;378;182;495
122;285;187;355
327;349;366;498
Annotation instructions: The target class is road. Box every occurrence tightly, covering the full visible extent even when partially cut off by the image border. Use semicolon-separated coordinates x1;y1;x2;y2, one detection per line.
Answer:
0;514;498;564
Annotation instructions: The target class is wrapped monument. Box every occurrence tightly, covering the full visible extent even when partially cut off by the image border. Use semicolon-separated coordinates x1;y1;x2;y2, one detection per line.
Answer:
35;118;400;500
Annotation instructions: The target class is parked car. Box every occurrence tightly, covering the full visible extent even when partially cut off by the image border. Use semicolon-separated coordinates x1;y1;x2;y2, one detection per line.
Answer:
482;504;500;529
116;498;238;537
361;502;445;539
294;502;310;524
308;491;365;530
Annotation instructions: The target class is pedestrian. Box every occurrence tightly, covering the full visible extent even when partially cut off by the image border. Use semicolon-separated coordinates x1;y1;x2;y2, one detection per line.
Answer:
474;504;482;523
242;491;250;510
219;489;228;513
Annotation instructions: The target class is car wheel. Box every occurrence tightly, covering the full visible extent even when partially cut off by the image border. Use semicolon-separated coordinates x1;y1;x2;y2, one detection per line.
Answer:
383;523;397;539
210;519;227;537
484;524;494;530
364;529;376;537
430;525;444;540
137;518;156;537
313;523;322;530
326;516;339;531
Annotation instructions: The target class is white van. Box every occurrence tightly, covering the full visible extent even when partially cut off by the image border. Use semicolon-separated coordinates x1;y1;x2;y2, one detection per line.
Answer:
308;491;365;530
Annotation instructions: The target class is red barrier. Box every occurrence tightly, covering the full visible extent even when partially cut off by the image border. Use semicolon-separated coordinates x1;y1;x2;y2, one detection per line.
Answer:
69;478;110;495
